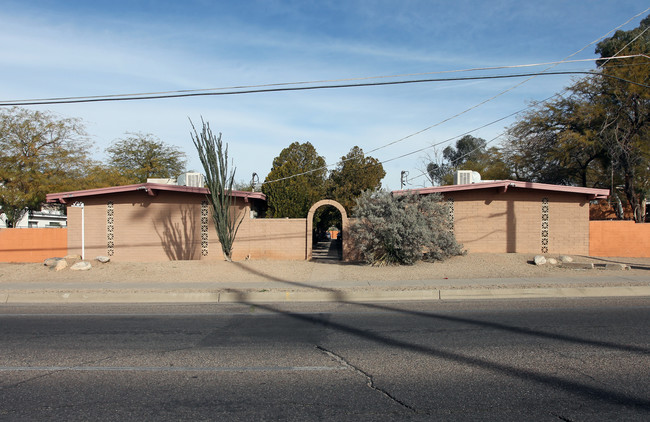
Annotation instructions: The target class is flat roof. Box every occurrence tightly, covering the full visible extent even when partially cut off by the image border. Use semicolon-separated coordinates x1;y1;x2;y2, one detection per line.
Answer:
46;183;267;204
392;180;609;200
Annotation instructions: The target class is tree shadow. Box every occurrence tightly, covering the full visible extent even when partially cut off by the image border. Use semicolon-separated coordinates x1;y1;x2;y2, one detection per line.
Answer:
229;261;650;410
153;205;199;260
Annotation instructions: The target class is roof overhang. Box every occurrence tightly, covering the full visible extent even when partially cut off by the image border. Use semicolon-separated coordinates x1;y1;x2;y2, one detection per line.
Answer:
46;183;267;204
392;180;609;200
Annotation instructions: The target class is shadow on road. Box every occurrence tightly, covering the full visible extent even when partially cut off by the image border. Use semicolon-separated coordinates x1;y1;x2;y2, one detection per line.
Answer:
230;261;650;410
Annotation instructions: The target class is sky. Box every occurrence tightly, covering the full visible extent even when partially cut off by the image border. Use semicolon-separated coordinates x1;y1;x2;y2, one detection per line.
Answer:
1;0;648;191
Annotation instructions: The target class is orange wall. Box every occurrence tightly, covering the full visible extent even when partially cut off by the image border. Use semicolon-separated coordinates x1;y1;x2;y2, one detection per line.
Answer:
0;228;68;262
589;221;650;257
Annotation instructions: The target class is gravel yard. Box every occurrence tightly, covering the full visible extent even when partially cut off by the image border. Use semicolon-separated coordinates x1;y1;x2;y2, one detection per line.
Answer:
1;253;649;286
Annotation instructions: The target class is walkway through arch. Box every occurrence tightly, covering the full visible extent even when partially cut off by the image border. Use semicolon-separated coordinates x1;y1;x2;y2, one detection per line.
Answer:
306;199;349;261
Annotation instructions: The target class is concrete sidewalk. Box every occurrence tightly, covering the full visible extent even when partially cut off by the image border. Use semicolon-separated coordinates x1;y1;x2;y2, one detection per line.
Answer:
1;273;649;304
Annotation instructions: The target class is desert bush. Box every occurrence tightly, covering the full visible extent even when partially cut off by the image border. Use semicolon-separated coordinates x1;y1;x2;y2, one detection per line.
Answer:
350;190;464;266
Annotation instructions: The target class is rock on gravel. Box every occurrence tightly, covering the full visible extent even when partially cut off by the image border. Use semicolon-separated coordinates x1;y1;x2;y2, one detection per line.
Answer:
534;255;547;265
70;261;92;271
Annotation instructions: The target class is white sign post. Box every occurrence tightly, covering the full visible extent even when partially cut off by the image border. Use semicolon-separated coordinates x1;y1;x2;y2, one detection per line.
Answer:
71;202;85;260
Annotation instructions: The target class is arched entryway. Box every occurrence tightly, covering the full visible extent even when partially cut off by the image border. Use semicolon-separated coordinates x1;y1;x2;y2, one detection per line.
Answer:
306;200;349;261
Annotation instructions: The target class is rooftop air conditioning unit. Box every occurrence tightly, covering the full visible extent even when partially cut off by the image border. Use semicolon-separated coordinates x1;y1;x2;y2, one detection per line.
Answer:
177;172;204;187
454;170;482;185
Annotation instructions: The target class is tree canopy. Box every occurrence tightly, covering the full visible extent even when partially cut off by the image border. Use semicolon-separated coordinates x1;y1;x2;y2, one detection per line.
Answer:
426;135;510;185
262;142;327;218
501;15;649;221
0;107;94;226
106;133;187;183
327;146;385;213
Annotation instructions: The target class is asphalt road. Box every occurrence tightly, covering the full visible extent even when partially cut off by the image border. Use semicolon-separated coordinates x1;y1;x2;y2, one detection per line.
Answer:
1;298;649;421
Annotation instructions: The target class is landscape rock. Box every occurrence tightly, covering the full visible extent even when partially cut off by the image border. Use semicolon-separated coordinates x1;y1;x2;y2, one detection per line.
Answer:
70;261;92;271
560;255;574;263
95;256;111;263
605;263;630;271
52;260;68;271
44;257;63;267
534;255;547;265
561;262;594;270
547;258;558;265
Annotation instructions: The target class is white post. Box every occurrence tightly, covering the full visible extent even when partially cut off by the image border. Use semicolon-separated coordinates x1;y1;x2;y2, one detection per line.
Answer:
71;202;85;260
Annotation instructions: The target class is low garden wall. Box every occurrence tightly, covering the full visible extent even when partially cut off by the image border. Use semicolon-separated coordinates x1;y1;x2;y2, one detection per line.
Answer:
0;228;68;263
589;220;650;258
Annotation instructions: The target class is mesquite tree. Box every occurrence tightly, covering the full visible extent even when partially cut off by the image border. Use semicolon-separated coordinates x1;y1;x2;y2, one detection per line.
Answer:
190;119;242;262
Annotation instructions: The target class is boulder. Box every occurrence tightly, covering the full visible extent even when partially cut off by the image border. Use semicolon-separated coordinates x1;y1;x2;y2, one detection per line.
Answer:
70;261;92;271
560;255;574;263
95;256;111;264
534;255;547;265
44;257;63;267
547;258;558;265
52;260;68;271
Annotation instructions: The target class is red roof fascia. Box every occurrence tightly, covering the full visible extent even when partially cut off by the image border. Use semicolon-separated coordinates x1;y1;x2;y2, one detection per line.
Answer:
392;180;609;200
46;183;266;204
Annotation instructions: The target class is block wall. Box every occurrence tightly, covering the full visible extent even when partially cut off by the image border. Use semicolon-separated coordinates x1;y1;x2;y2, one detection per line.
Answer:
0;228;67;262
590;220;650;257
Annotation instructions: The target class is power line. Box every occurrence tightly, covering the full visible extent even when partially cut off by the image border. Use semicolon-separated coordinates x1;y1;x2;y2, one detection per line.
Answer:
262;9;650;188
0;70;634;107
1;56;647;107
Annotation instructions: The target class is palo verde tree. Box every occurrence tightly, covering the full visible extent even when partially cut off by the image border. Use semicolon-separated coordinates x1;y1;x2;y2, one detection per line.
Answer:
190;119;242;262
350;190;464;266
262;141;327;218
106;133;187;183
0;107;94;227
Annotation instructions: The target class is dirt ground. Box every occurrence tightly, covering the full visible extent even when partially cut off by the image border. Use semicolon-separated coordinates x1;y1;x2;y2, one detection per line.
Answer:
1;253;649;285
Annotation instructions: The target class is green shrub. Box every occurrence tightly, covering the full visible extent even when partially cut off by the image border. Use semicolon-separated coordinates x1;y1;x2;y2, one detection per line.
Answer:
350;190;464;266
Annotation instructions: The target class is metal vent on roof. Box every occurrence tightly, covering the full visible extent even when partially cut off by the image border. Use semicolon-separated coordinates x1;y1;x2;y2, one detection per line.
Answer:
177;172;205;187
454;170;481;185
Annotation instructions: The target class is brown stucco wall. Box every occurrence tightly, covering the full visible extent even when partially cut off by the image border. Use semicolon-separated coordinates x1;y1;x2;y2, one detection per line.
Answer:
443;189;590;255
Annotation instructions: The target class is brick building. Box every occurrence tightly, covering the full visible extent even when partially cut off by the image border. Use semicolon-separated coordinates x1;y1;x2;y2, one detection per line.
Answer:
46;179;609;261
46;183;306;262
393;180;609;255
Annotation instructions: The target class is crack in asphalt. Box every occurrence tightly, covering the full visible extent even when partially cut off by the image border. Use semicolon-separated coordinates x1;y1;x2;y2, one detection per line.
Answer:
316;345;421;415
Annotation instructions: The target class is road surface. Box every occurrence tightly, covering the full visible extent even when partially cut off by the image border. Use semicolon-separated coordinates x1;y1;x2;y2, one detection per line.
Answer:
1;298;649;420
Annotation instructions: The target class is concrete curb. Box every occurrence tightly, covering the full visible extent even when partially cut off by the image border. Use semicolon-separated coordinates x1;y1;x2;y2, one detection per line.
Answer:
3;285;650;304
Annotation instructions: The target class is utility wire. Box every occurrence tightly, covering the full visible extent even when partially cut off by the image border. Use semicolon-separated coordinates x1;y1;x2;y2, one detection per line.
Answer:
2;69;647;107
262;9;650;187
0;55;643;106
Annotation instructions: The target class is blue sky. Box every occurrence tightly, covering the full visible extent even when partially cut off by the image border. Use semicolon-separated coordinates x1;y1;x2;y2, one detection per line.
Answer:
1;1;648;190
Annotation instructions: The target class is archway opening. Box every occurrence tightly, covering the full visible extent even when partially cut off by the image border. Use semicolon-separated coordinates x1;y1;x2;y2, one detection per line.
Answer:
306;199;349;261
312;205;342;261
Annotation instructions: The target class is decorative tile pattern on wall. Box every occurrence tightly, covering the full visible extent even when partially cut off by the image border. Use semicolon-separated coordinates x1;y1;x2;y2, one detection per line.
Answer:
541;197;549;253
447;198;455;231
107;201;114;256
201;200;209;256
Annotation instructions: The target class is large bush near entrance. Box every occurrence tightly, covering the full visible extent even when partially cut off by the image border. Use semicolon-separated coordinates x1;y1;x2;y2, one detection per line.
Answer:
350;190;464;266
